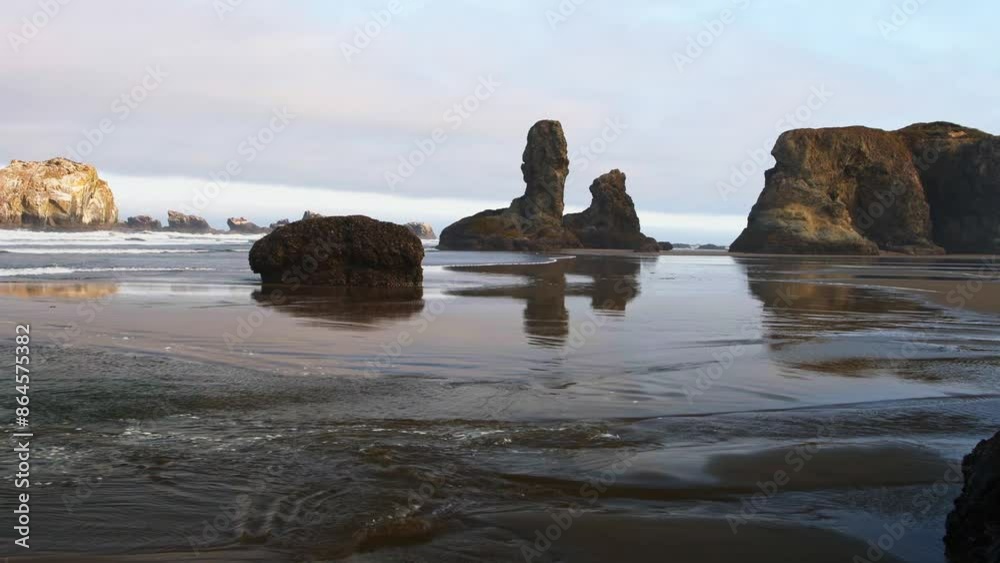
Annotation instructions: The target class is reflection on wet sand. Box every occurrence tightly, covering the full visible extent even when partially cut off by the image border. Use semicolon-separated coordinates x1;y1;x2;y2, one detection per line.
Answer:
0;281;119;300
447;256;646;347
251;286;425;329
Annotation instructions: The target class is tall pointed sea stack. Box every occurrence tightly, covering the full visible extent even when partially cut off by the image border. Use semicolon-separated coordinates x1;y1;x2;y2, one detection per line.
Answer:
438;120;580;251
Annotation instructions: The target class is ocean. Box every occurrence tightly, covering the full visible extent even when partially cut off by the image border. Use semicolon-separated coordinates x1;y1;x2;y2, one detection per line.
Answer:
1;229;998;562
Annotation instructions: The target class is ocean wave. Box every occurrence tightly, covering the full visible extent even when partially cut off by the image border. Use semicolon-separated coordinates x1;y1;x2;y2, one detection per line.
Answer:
0;248;215;255
0;229;261;247
0;267;216;278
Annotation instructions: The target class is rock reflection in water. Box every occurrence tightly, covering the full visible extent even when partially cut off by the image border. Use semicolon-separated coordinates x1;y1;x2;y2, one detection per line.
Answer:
251;286;425;330
0;281;119;300
447;256;646;347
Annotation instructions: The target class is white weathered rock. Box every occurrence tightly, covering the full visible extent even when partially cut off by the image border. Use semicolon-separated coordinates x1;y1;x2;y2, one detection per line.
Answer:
0;158;118;228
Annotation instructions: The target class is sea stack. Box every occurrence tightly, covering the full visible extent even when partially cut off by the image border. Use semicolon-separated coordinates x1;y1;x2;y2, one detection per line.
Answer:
563;169;658;252
945;431;1000;563
248;215;424;287
125;215;162;231
404;222;436;240
438;120;580;251
226;217;269;234
0;158;118;229
167;210;212;233
731;122;1000;255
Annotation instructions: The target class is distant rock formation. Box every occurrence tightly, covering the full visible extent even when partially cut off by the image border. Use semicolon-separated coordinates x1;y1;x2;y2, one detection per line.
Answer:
166;210;211;233
658;241;674;251
563;169;657;251
269;219;290;230
404;222;436;240
125;215;162;231
302;211;324;221
731;122;999;255
226;217;268;234
0;158;117;229
249;215;424;287
439;120;580;251
945;430;999;563
699;244;727;251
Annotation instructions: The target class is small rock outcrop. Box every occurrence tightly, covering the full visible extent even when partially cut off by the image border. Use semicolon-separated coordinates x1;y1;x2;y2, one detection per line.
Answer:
303;211;324;221
732;122;999;255
658;241;674;251
249;215;424;287
125;215;162;231
563;169;656;251
270;219;290;230
945;431;1000;563
439;120;580;251
226;217;269;234
404;222;436;240
166;210;212;233
0;158;118;228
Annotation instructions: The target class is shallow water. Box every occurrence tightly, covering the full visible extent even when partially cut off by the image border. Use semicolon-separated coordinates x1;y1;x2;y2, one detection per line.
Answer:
1;230;998;562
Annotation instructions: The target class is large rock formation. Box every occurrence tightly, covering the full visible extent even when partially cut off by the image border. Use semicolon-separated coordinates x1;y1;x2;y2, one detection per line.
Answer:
248;215;424;287
125;215;162;231
732;122;1000;255
0;158;117;228
166;210;211;233
439;120;580;251
226;217;268;234
404;222;436;240
563;169;658;251
945;431;1000;563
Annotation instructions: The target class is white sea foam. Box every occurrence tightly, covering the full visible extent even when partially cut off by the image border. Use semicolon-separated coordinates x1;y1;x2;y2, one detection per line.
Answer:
0;229;261;247
1;248;215;255
0;267;215;278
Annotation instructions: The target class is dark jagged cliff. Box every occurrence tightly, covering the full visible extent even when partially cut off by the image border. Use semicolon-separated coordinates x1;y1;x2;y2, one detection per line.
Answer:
731;122;999;255
564;169;658;251
439;120;580;251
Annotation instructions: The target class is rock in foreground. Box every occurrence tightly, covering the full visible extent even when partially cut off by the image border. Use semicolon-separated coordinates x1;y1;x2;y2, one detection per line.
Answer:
439;120;580;251
167;210;212;233
563;169;656;251
226;217;269;234
732;122;999;255
945;431;1000;563
249;215;424;287
0;158;118;228
404;222;436;240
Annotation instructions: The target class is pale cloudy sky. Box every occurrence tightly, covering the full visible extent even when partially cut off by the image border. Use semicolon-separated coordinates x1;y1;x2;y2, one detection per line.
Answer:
2;0;997;243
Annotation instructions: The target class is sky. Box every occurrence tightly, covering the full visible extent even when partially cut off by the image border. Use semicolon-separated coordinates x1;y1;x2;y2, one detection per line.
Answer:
2;0;998;244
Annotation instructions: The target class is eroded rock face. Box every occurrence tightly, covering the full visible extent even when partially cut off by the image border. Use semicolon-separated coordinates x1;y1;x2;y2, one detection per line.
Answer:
0;158;118;228
564;170;655;251
166;210;211;232
226;217;268;234
439;120;580;251
125;215;162;230
945;431;1000;563
732;122;1000;255
303;211;324;221
249;215;424;287
404;222;436;240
